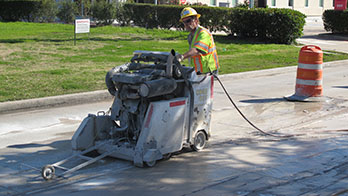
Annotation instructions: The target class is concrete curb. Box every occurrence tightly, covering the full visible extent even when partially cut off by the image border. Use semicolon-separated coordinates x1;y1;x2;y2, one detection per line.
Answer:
1;59;348;114
218;59;348;80
0;90;113;114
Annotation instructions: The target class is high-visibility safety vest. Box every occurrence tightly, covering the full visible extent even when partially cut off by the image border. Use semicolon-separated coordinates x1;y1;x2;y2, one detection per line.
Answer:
189;26;219;73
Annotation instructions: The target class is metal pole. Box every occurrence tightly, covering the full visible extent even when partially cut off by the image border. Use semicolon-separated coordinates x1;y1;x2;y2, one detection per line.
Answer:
74;20;76;46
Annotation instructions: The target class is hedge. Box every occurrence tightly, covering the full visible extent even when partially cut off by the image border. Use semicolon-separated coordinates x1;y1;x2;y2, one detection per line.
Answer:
188;6;230;33
228;8;306;44
118;4;183;29
91;0;117;25
117;4;306;44
118;4;230;31
323;9;348;34
0;0;41;22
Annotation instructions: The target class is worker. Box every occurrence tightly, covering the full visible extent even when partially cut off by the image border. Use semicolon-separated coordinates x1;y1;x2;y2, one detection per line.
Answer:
176;7;220;75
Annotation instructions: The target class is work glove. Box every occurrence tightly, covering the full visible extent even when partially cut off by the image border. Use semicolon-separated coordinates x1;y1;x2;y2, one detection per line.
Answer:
176;54;184;62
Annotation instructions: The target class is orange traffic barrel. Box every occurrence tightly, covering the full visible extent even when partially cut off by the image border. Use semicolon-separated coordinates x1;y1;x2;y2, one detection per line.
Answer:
285;45;324;102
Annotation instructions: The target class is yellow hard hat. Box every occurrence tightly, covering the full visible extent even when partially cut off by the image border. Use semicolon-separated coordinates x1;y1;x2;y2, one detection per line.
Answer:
179;7;201;22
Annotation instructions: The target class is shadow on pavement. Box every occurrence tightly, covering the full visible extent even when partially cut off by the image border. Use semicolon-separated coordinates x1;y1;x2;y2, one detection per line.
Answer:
239;97;286;103
332;85;348;89
300;33;348;41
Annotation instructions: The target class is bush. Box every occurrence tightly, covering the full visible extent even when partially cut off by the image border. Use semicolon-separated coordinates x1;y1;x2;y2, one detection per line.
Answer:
118;4;230;31
266;9;305;44
193;6;230;33
115;3;132;26
0;0;57;22
57;0;78;23
124;3;158;28
0;0;40;22
91;0;116;25
228;8;305;44
75;0;92;17
323;9;348;34
117;4;305;44
119;4;182;29
34;0;58;23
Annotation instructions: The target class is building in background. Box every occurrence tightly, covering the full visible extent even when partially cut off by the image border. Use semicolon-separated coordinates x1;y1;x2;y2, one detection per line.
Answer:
183;0;334;15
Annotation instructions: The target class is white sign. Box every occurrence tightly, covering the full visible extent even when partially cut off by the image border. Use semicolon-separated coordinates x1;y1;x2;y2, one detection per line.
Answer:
75;19;90;34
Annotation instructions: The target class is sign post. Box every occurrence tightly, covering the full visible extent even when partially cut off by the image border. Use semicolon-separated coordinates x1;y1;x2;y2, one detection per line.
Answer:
74;19;90;46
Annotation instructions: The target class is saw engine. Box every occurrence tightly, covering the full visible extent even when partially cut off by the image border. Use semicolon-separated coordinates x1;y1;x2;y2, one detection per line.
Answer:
71;50;214;167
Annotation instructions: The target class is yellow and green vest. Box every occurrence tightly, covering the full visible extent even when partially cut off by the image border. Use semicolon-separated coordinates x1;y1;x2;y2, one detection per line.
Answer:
189;26;219;73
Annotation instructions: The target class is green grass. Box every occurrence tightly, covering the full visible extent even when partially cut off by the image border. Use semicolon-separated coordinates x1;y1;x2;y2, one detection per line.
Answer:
1;22;348;102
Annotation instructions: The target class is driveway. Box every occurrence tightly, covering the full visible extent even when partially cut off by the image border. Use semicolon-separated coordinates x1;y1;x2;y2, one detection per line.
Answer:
297;16;348;53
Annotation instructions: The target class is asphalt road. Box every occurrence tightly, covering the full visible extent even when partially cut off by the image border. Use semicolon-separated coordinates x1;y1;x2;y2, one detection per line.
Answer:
1;18;348;195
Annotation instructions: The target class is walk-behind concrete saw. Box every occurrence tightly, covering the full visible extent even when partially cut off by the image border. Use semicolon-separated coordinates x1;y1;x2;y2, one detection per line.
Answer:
41;50;214;180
